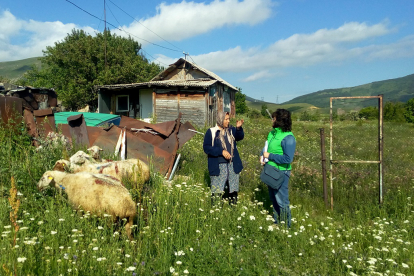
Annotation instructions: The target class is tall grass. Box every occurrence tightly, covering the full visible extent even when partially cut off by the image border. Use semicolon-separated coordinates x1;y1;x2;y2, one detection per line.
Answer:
0;116;413;275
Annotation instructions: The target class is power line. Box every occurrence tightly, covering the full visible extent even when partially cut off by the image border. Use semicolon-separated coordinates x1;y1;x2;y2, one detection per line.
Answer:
107;0;184;53
64;0;182;54
105;2;168;67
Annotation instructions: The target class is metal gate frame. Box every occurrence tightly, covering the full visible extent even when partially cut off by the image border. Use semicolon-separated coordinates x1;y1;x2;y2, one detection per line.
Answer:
329;95;383;210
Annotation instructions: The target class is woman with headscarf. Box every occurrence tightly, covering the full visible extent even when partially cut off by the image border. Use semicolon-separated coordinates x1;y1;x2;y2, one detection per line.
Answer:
203;111;244;204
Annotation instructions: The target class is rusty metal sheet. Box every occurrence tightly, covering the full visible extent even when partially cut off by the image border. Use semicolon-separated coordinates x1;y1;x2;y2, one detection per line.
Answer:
86;126;105;147
92;126;173;175
119;116;175;137
165;113;181;178
0;96;23;127
11;88;38;111
177;121;196;149
34;108;55;137
56;124;72;143
48;91;57;107
23;109;37;137
67;114;90;147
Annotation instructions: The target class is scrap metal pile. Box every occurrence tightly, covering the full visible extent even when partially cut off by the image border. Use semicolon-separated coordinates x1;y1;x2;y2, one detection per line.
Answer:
1;89;196;178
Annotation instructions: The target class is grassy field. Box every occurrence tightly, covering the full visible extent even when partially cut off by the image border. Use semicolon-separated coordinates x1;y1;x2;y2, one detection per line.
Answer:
1;116;413;275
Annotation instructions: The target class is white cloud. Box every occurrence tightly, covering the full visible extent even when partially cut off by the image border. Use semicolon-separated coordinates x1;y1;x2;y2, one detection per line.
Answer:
114;0;274;43
173;21;412;74
242;70;274;82
0;10;96;62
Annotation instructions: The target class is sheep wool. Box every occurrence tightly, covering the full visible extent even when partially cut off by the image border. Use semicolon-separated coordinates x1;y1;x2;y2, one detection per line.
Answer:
38;171;136;239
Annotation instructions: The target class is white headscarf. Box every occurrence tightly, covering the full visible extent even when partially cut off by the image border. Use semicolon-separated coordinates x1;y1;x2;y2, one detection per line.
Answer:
216;111;235;159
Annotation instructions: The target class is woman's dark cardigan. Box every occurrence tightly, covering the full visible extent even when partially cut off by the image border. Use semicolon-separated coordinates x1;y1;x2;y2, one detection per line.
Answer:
203;126;244;176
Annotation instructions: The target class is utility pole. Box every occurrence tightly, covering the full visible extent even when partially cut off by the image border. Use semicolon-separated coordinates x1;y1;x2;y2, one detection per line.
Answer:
276;95;279;104
104;0;108;69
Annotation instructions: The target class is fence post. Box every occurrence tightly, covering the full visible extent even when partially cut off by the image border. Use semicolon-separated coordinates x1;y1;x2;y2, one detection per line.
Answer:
320;128;328;208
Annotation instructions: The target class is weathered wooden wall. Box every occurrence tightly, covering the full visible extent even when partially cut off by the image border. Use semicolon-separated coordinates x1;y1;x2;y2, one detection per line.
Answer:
155;92;206;127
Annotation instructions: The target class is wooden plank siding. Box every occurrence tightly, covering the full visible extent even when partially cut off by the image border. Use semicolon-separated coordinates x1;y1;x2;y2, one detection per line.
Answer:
155;93;206;126
179;93;206;127
155;93;179;122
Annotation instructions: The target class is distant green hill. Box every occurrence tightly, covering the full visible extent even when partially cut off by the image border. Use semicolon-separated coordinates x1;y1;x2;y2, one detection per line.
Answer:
284;74;414;110
0;57;41;80
246;99;318;115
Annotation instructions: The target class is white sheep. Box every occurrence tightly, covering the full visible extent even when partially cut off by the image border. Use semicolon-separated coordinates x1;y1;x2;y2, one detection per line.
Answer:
69;150;94;165
37;170;136;239
87;146;103;162
53;158;150;186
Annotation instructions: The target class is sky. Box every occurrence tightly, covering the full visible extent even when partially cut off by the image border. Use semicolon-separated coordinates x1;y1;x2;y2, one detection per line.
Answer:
0;0;413;103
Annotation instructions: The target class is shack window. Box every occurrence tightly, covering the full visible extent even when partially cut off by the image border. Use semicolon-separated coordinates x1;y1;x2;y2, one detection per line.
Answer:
223;90;231;113
116;95;129;112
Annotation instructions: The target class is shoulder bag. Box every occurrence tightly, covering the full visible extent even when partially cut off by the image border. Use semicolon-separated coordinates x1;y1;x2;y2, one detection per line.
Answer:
260;163;285;190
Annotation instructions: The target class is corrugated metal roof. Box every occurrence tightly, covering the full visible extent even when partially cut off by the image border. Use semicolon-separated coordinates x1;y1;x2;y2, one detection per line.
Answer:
175;59;238;91
97;79;218;90
96;58;238;92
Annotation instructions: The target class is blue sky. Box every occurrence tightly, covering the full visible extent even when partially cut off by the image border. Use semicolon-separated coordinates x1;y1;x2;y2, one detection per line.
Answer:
1;0;413;103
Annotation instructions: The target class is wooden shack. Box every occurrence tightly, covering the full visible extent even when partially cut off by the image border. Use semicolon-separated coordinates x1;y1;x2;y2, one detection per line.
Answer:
95;58;238;127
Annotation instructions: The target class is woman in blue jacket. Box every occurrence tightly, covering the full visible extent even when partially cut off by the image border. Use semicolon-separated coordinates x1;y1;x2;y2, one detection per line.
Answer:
203;111;244;204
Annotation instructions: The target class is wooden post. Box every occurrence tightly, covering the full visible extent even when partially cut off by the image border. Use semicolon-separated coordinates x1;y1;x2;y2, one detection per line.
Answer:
320;128;328;208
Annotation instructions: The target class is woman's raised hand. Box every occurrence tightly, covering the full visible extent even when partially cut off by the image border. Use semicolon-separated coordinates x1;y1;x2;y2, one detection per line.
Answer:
236;119;244;128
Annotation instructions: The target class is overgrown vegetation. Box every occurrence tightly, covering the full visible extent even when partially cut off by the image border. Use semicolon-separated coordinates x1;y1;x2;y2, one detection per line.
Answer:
1;115;413;275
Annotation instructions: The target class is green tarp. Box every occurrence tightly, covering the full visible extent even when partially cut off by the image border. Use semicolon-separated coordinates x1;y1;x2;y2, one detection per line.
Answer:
54;112;121;127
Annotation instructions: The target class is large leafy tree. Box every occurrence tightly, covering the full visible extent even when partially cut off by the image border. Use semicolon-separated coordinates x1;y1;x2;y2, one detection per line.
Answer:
19;29;162;110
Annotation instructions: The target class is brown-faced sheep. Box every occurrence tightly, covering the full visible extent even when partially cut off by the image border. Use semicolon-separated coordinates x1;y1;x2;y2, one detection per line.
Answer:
37;170;136;239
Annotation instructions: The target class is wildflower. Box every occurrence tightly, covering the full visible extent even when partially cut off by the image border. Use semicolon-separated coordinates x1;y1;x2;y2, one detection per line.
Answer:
402;263;409;268
125;254;130;258
170;267;175;273
342;260;347;263
268;226;274;232
72;229;78;232
175;251;185;256
190;248;193;252
117;262;122;265
93;247;98;251
199;208;204;212
59;218;65;222
97;226;104;230
249;216;255;220
184;269;189;274
176;261;182;265
196;230;200;233
97;257;106;261
17;257;27;263
126;267;136;271
51;231;57;235
73;240;78;243
3;225;11;229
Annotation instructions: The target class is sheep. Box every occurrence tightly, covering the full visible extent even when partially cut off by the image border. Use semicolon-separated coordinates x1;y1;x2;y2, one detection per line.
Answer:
87;146;103;162
69;150;95;165
52;158;150;185
37;170;136;239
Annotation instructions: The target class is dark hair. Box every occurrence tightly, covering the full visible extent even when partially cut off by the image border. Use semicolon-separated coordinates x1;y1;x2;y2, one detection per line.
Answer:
272;109;292;132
